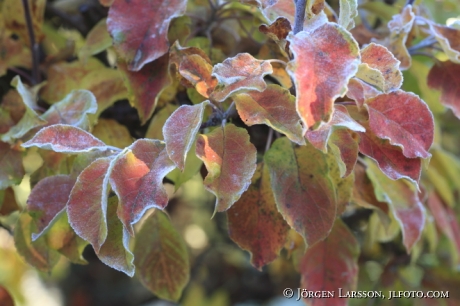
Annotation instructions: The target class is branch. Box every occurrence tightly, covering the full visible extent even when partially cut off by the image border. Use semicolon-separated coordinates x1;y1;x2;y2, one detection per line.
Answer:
22;0;40;85
293;0;307;34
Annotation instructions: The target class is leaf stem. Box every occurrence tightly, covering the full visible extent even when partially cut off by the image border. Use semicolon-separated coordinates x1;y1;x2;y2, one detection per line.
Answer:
223;101;236;119
293;0;307;34
105;145;123;153
408;36;437;54
22;0;40;85
265;129;274;153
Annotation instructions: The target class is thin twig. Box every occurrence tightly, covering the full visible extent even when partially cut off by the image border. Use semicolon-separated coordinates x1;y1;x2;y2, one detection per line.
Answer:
22;0;40;85
265;129;274;153
223;101;236;119
408;36;437;53
293;0;307;34
7;67;33;84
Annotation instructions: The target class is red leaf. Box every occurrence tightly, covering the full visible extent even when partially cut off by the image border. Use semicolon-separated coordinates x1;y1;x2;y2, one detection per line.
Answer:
305;105;364;152
287;23;360;129
0;141;24;189
427;61;460;119
110;139;175;235
210;53;273;102
196;124;257;213
0;286;14;306
96;196;135;276
67;157;113;252
163;102;208;171
119;54;171;124
299;219;359;306
107;0;187;71
134;210;189;301
22;124;107;153
367;160;425;252
264;137;337;246
329;129;359;178
357;43;402;92
366;91;434;159
0;187;19;216
234;84;305;145
346;77;380;108
227;163;289;270
27;175;76;240
358;122;422;184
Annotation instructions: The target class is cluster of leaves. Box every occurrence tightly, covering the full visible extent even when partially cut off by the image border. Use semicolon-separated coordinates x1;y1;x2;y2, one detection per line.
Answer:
1;0;460;304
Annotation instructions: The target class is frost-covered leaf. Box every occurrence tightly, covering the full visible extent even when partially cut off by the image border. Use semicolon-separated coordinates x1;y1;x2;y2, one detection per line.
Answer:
346;78;380;108
300;219;359;306
339;0;358;30
287;23;360;129
358;122;421;184
107;0;187;71
375;5;414;70
134;210;189;301
356;43;402;92
92;119;133;149
14;212;60;273
68;157;114;252
196;124;257;213
1;77;46;143
96;196;135;276
119;54;171;124
425;20;460;64
305;105;364;152
234;84;304;145
427;61;460;119
78;18;112;62
40;59;127;115
0;141;24;189
211;53;273;102
163;102;208;170
366;161;425;252
227;163;289;270
264;137;336;246
40;90;97;131
365;91;434;159
110;139;175;235
22;124;107;153
329;129;359;178
27;175;76;240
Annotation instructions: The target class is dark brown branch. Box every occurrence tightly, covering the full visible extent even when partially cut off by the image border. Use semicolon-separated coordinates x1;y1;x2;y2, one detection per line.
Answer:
22;0;40;84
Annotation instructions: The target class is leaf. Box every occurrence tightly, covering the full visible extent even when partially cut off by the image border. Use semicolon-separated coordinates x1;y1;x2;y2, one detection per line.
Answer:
0;286;14;306
366;160;425;252
427;61;460;119
107;0;187;71
0;141;25;189
426;20;460;64
92;119;133;149
3;0;46;45
326;152;354;215
196;124;257;213
356;43;402;92
375;5;414;70
14;212;60;273
227;163;289;270
365;90;434;159
299;219;359;306
40;59;127;115
22;124;107;153
178;54;217;98
339;0;358;30
119;54;171;124
0;26;31;77
27;175;76;240
287;23;360;129
259;17;292;53
346;78;380;109
96;196;135;276
0;187;19;216
146;105;179;140
78;18;112;62
46;211;88;265
134;210;190;302
1;77;46;143
305;105;364;152
358;122;422;184
210;53;273;102
329;129;359;178
110;139;175;234
40;90;98;131
166;141;203;190
67;157;114;252
163;102;208;170
264;137;336;246
234;84;305;145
